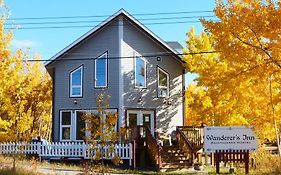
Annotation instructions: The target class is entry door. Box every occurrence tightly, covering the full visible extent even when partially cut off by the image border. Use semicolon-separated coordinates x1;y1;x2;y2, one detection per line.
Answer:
127;110;154;137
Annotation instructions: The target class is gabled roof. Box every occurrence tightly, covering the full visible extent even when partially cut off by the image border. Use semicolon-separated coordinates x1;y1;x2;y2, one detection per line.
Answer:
45;9;184;67
166;41;183;52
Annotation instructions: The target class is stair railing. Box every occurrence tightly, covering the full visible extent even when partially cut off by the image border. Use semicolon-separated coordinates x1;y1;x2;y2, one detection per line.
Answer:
176;127;194;163
144;126;162;169
177;126;204;152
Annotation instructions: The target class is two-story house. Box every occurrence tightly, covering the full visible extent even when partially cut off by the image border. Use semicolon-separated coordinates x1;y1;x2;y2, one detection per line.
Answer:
45;9;186;143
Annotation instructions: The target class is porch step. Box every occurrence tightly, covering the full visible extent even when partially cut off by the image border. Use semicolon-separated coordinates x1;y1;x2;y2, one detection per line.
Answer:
160;145;192;169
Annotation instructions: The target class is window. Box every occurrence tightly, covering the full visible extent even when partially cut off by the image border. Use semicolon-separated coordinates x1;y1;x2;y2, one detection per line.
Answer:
158;67;169;97
76;111;86;140
60;109;117;141
70;66;83;97
135;56;146;88
95;52;108;87
60;111;72;141
77;109;117;141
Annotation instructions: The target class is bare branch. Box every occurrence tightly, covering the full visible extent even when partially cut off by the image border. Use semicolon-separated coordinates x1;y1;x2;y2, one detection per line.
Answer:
231;32;281;69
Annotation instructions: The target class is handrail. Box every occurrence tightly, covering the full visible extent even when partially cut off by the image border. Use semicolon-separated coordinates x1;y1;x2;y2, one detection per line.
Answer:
177;126;204;151
176;127;194;150
176;126;204;164
176;127;194;164
144;126;162;169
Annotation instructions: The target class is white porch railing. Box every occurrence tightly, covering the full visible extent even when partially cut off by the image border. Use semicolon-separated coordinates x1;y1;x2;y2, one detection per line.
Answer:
0;142;133;166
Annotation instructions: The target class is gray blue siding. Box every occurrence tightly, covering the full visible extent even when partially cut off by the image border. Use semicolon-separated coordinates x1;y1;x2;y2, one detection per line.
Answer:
48;19;120;141
122;19;184;134
46;15;185;141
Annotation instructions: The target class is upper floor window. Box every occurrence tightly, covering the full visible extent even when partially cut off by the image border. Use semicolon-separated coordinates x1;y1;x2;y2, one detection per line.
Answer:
70;66;83;97
95;52;108;88
158;67;169;97
135;56;146;88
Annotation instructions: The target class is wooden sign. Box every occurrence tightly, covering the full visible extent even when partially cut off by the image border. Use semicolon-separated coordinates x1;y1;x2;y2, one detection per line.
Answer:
204;126;258;153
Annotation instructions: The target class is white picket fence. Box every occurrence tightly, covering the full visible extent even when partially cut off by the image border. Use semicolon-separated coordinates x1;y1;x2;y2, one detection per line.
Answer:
0;142;133;165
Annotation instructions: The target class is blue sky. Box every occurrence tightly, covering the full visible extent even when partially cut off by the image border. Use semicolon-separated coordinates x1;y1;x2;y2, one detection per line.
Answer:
5;0;216;83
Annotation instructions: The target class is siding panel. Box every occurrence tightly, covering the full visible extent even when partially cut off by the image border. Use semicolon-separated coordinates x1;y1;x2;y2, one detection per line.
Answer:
51;20;120;141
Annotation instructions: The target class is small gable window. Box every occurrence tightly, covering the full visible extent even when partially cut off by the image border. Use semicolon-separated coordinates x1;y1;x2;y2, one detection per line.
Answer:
135;56;146;88
70;66;83;97
158;67;169;97
95;52;108;88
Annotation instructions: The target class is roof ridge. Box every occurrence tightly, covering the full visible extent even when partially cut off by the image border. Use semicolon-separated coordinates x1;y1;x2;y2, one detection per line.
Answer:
45;9;183;67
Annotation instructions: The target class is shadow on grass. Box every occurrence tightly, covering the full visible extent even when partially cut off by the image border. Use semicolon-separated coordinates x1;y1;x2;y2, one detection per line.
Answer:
0;168;38;175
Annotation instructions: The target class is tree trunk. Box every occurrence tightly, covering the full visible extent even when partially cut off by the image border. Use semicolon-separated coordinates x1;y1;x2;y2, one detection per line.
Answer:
274;119;281;159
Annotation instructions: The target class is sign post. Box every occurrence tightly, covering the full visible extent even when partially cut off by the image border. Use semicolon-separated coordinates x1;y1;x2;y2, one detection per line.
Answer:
204;126;258;174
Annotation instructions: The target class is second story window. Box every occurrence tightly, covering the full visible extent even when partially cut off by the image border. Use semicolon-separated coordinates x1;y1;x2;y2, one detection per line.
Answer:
158;67;169;97
70;66;83;97
95;52;108;88
135;56;146;88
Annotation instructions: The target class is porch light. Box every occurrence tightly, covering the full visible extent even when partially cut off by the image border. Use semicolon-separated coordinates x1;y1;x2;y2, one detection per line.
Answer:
74;99;78;104
163;97;171;105
138;96;142;103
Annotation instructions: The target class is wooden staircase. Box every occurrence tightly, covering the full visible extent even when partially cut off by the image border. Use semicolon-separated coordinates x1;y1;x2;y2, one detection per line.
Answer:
144;125;204;171
160;145;192;170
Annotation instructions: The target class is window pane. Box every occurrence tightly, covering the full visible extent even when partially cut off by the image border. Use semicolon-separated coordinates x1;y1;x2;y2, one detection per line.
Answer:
72;68;82;86
96;56;107;87
72;87;81;96
89;112;101;140
129;113;137;127
62;127;70;140
158;88;168;97
70;66;82;97
62;112;71;125
76;111;85;140
136;57;145;87
159;69;168;87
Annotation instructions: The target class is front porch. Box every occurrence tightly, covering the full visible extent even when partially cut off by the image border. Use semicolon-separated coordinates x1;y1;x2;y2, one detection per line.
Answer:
122;125;204;170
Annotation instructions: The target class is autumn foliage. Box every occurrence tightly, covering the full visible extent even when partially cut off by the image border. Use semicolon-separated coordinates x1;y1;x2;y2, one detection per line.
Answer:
184;0;281;140
0;4;52;141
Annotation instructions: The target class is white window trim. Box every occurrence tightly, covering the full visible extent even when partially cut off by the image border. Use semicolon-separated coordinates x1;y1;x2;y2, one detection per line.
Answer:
60;110;72;141
135;56;147;88
127;110;154;137
74;109;118;141
60;109;118;142
70;66;83;97
72;109;118;141
95;52;108;88
157;67;169;97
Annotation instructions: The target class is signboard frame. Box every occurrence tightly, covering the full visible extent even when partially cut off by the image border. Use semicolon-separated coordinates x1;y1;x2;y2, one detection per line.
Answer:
204;126;257;174
204;126;258;153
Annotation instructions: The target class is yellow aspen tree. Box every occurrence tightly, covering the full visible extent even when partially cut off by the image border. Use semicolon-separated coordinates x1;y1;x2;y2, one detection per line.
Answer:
83;93;123;168
0;0;52;142
184;0;281;143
